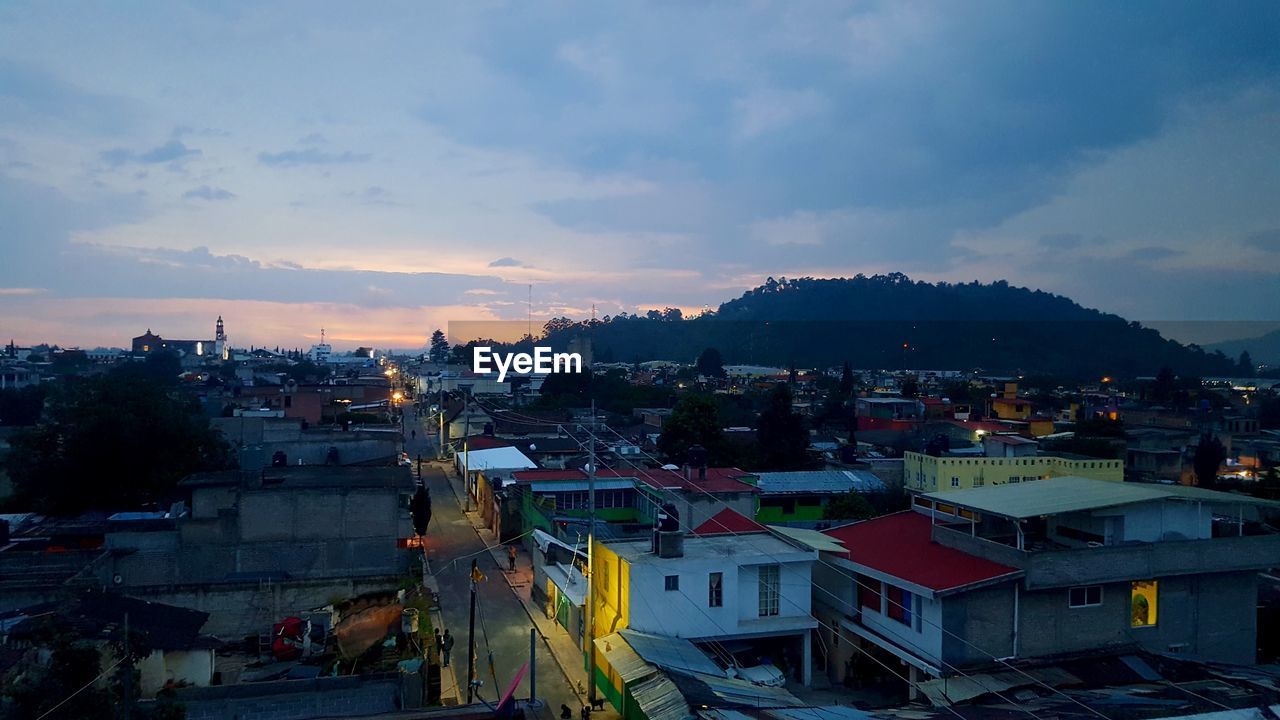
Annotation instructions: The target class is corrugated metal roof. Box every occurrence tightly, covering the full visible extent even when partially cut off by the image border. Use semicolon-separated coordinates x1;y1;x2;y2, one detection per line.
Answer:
595;633;656;684
923;476;1171;519
456;446;537;471
924;476;1280;519
755;470;886;494
631;673;694;720
620;629;724;676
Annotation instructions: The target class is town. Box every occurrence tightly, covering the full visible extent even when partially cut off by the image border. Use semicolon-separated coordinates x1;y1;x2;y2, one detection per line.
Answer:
3;3;1279;718
1;311;1278;720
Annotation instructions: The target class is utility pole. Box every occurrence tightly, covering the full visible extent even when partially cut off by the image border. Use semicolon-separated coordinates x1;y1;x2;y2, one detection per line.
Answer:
122;612;132;720
437;380;445;460
467;559;479;704
586;400;597;705
463;395;471;512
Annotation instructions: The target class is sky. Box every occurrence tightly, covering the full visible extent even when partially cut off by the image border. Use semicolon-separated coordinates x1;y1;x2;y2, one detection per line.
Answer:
2;1;1279;351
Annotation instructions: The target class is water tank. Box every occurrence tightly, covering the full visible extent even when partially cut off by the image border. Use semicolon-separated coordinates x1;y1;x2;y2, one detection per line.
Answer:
656;530;684;559
401;608;419;635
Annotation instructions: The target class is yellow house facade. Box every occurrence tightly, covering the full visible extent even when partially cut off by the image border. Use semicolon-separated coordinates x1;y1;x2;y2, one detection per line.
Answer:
590;539;631;709
904;451;1123;492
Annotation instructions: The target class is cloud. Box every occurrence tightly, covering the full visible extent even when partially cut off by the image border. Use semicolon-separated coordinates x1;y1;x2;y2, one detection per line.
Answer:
257;148;371;167
1127;246;1182;263
101;140;201;167
0;287;45;296
1243;229;1280;252
183;185;235;201
488;257;526;268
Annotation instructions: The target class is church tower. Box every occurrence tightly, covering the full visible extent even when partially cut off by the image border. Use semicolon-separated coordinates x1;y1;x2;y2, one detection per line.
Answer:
215;315;228;360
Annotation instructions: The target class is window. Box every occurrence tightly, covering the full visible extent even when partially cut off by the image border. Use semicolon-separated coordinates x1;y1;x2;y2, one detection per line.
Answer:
857;574;881;612
1131;580;1158;627
885;584;914;628
665;575;679;592
758;565;780;617
709;572;723;607
1068;585;1102;608
951;476;960;488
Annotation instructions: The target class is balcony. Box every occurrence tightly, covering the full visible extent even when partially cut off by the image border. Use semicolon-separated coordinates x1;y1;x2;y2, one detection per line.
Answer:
932;523;1280;589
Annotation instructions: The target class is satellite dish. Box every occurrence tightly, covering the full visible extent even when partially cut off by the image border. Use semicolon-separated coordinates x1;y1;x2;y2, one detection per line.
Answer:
661;464;679;471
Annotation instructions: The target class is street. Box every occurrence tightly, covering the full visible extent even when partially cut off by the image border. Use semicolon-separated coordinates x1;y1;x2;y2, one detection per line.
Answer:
402;412;587;716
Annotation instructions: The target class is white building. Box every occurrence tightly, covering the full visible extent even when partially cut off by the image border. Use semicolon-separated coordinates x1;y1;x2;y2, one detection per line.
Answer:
593;509;818;686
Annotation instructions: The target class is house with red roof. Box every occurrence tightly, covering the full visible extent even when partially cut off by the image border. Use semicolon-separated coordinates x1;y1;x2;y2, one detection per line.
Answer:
815;510;1022;686
815;479;1280;688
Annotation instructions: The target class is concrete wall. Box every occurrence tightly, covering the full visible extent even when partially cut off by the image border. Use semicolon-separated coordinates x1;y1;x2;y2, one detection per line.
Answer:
623;553;814;640
904;452;1123;492
940;583;1016;666
125;577;402;638
167;674;403;720
1015;572;1257;664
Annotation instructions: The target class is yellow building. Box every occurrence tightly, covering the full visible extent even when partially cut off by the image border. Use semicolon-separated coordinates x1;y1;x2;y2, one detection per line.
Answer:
590;539;631;709
904;451;1123;492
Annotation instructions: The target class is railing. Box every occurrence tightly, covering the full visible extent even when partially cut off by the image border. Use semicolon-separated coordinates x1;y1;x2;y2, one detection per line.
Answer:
932;524;1280;589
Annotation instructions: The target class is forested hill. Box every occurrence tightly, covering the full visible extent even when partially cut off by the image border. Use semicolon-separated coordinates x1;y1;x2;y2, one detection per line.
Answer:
530;275;1238;378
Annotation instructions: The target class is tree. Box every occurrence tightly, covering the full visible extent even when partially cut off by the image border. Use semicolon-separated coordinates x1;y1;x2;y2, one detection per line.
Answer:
657;394;724;463
1151;366;1177;405
6;368;228;514
823;491;875;521
695;347;725;378
0;386;46;426
899;375;919;399
838;362;856;400
429;329;449;365
756;384;811;471
1192;434;1227;487
1238;351;1255;378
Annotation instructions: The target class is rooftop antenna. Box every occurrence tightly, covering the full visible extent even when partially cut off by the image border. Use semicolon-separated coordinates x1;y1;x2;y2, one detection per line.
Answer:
527;284;532;340
321;328;326;344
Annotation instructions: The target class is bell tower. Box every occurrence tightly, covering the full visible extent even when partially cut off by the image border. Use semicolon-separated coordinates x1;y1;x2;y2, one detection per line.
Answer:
215;315;228;360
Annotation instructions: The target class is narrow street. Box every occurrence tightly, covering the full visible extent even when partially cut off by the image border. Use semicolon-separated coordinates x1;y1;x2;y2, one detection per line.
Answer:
402;412;590;717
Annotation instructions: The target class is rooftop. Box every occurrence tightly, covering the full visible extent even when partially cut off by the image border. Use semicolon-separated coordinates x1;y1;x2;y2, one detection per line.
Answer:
754;470;886;494
691;508;769;535
180;465;412;490
823;511;1021;593
921;476;1280;520
606;531;812;566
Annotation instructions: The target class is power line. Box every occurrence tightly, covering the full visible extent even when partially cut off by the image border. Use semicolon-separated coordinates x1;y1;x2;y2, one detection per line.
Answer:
468;396;1105;718
493;420;1052;717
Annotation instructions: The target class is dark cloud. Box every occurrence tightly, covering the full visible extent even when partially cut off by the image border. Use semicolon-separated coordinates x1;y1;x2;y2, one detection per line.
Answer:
101;140;200;167
488;257;526;268
1243;228;1280;252
0;59;137;133
182;185;235;201
257;148;370;166
1127;246;1183;262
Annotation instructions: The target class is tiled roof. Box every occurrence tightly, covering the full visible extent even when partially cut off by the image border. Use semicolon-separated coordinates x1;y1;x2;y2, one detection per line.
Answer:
823;511;1020;593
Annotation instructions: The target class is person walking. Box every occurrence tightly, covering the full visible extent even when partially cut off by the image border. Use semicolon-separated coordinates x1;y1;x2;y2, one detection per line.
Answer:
507;544;517;572
441;629;454;667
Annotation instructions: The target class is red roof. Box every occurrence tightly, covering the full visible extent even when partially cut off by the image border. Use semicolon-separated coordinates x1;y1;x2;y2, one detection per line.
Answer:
510;468;631;483
823;511;1020;593
633;467;759;494
462;435;513;450
692;508;768;536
